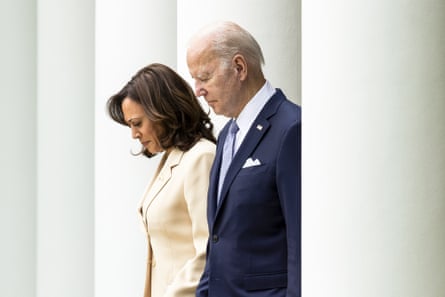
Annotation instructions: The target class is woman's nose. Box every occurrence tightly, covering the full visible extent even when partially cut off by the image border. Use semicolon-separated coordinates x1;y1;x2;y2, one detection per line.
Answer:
131;127;140;139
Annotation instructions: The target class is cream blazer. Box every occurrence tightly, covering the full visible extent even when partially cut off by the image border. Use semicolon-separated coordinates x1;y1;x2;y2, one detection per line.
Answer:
139;139;215;297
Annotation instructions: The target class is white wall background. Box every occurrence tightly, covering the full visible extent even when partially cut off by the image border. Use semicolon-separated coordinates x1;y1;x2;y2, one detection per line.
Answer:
36;1;95;296
0;0;36;296
302;1;445;296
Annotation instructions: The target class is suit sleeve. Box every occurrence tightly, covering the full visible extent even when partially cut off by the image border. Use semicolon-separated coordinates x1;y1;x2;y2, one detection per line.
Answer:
276;119;301;297
163;148;214;297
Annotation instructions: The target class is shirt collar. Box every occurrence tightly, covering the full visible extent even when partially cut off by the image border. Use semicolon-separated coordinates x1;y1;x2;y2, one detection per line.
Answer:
233;80;275;150
236;81;275;134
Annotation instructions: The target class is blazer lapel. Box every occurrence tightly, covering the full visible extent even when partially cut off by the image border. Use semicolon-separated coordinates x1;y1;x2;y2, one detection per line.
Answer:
139;149;183;221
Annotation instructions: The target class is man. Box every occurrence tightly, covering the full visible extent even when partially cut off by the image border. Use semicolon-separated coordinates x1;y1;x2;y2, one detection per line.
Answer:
186;21;301;297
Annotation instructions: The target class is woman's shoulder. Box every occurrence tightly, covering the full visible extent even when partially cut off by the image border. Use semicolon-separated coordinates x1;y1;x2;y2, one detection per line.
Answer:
192;138;216;152
184;138;216;159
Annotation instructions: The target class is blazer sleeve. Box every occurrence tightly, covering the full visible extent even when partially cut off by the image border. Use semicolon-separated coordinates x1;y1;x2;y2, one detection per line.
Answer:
277;119;301;297
163;148;213;297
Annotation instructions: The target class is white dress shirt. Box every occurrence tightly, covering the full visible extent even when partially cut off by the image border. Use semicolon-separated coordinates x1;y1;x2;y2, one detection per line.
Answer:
233;80;276;153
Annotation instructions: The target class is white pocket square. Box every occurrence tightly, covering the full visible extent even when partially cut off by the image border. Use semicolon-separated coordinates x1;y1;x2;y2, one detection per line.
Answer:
242;157;262;168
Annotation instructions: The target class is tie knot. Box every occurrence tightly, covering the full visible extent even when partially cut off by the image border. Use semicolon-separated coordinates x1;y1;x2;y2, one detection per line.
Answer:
229;120;239;135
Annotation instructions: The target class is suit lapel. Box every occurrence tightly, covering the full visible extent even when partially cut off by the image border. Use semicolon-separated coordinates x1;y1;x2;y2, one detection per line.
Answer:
214;90;286;219
208;124;229;221
215;119;270;212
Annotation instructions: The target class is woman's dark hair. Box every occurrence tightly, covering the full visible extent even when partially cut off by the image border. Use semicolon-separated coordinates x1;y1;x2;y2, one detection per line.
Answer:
107;63;216;158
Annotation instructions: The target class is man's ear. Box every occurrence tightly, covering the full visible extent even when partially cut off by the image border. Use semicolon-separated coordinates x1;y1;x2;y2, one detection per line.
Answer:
233;54;247;80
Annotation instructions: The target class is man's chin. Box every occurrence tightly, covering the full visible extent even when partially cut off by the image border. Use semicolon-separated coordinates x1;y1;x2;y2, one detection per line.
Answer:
208;103;219;113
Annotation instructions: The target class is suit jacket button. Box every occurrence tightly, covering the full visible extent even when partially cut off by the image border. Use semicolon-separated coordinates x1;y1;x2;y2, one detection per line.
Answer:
212;234;219;243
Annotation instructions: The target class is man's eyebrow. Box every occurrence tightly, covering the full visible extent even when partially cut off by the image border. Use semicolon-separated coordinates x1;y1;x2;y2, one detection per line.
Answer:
196;72;210;80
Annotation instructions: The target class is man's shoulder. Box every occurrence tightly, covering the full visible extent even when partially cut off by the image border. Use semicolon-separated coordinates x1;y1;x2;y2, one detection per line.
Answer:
271;91;301;123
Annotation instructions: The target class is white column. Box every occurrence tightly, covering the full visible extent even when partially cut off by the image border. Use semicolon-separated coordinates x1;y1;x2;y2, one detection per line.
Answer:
95;1;177;296
36;0;94;296
0;0;36;296
303;1;445;296
177;0;300;133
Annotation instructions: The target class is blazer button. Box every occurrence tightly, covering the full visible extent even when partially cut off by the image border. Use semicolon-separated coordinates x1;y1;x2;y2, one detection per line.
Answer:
212;234;219;243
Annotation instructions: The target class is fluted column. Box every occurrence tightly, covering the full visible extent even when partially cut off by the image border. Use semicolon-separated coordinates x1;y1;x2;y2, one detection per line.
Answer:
0;0;36;296
36;0;94;296
177;0;300;132
303;1;445;296
95;1;177;296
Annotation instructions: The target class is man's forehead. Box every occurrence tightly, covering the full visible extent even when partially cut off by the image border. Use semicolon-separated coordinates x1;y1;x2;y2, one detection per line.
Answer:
189;51;218;77
192;62;213;79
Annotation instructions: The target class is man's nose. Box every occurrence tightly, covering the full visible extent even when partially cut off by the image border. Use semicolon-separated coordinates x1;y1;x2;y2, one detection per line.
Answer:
194;82;201;97
195;82;206;97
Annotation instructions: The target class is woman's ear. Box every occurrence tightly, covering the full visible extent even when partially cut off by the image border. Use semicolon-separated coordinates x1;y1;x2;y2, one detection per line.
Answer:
233;54;247;80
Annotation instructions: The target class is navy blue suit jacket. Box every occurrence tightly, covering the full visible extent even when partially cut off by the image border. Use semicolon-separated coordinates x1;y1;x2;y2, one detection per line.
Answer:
196;89;301;297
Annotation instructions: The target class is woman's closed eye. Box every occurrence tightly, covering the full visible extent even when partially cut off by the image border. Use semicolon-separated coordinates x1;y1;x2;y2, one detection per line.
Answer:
127;118;142;128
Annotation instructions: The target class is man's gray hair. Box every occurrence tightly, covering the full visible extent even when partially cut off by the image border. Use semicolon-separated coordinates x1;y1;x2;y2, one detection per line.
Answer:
207;21;265;71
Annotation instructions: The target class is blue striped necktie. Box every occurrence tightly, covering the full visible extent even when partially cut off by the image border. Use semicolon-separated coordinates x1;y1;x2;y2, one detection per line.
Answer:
218;120;239;202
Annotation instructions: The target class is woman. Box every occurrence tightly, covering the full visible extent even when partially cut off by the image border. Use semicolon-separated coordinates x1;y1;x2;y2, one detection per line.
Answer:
107;63;216;297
